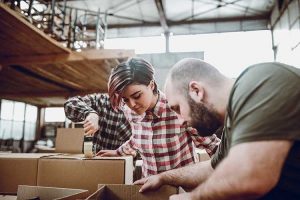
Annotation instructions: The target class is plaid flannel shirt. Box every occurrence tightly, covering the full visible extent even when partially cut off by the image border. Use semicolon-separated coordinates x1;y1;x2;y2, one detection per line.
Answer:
117;92;220;177
64;93;132;152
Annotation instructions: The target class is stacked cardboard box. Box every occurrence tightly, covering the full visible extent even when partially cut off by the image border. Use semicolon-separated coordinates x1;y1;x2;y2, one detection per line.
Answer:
0;153;56;194
55;128;84;154
0;128;133;195
37;154;133;194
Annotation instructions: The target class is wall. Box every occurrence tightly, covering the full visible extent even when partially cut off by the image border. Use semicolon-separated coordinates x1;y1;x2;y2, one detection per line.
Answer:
138;52;204;90
271;0;300;67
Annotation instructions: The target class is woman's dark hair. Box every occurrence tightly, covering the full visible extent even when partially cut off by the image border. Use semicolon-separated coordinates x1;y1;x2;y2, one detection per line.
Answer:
108;57;158;110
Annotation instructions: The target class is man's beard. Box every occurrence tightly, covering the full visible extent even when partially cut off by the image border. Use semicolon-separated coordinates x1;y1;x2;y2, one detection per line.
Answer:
187;96;223;137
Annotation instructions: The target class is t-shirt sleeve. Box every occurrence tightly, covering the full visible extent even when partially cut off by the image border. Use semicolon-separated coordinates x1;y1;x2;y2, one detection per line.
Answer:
229;63;300;147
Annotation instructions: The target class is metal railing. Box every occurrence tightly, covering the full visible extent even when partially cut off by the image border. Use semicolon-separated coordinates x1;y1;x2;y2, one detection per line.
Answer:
2;0;107;50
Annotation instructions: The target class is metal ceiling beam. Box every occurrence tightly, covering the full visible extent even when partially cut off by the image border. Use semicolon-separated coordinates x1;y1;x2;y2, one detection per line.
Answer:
154;0;169;33
107;14;269;29
183;0;243;21
209;0;265;15
107;0;131;11
112;0;146;14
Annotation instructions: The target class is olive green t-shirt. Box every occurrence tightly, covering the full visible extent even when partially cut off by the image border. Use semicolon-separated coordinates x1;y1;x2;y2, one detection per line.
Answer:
211;62;300;199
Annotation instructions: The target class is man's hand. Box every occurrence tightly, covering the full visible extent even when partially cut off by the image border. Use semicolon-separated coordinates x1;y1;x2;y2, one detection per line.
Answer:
83;113;99;136
96;150;119;157
134;174;164;192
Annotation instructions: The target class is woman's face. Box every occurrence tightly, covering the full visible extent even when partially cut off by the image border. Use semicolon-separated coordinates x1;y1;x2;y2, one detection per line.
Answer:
121;82;156;115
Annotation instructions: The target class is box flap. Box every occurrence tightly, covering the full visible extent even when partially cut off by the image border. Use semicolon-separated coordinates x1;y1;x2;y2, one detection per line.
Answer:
85;186;106;200
17;185;88;200
55;128;84;153
89;184;178;200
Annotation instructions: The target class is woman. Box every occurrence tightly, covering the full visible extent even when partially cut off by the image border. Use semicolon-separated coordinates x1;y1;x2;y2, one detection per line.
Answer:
98;57;220;178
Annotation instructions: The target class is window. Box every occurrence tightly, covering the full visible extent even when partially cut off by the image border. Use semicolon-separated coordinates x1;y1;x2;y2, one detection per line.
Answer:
13;102;25;121
1;100;14;120
24;105;37;141
45;107;66;122
0;100;37;140
0;100;14;139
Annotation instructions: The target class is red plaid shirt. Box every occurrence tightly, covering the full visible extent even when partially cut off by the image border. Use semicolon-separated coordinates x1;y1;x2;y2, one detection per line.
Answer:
117;92;220;177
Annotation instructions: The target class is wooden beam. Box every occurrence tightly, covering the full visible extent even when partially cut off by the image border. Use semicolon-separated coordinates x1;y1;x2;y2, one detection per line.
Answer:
10;65;77;91
0;89;106;98
0;52;83;65
0;49;135;65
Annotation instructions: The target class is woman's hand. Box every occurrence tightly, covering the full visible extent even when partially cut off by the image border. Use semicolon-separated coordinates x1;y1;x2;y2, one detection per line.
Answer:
83;113;99;136
96;150;119;157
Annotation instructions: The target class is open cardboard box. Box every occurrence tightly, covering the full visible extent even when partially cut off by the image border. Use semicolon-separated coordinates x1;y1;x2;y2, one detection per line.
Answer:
37;154;133;194
86;184;185;200
16;185;88;200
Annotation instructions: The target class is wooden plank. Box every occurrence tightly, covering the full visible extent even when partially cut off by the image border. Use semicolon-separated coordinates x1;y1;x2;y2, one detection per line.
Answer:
0;53;82;65
0;96;68;107
0;65;69;93
22;63;88;90
0;90;103;98
0;49;133;65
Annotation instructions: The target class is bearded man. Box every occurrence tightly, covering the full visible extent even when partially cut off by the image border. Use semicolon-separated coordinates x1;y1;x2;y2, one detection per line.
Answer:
134;58;300;200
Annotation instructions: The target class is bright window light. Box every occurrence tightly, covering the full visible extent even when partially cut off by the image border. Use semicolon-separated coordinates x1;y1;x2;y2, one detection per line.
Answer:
1;100;14;120
170;30;274;78
45;107;66;122
13;102;25;121
105;36;166;54
25;105;37;122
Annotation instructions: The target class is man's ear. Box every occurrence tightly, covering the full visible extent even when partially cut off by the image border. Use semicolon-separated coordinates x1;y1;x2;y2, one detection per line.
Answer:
188;81;204;103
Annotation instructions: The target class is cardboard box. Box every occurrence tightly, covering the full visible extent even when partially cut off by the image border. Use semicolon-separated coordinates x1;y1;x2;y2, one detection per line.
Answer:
55;128;84;153
37;154;133;194
86;184;182;200
0;153;57;194
0;195;17;200
16;185;88;200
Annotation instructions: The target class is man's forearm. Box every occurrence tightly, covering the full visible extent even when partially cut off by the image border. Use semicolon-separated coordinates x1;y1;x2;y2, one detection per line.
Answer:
161;160;213;189
188;141;292;200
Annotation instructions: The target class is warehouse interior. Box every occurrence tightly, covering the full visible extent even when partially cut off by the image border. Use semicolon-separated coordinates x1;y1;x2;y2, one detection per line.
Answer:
0;0;299;198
